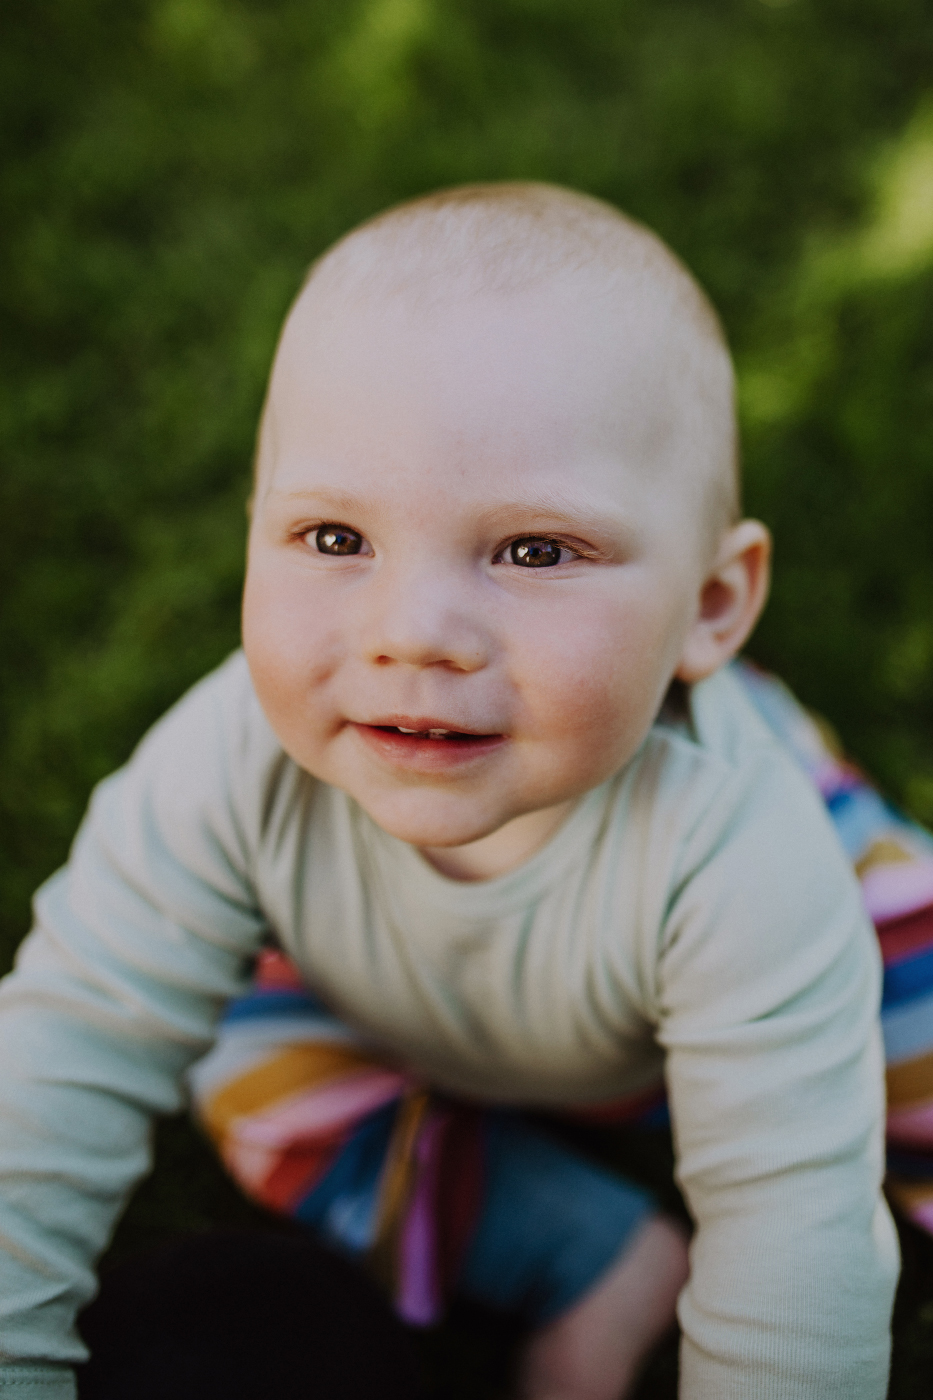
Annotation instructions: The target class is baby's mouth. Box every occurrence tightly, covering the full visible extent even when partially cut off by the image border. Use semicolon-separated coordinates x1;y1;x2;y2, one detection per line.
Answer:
352;720;506;763
350;716;504;772
375;725;491;742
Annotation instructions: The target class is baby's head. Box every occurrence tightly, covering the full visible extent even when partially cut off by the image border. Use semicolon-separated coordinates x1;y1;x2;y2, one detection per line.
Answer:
243;183;770;871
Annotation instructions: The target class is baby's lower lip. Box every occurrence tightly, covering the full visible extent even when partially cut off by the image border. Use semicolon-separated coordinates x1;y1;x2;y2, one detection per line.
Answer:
352;724;507;770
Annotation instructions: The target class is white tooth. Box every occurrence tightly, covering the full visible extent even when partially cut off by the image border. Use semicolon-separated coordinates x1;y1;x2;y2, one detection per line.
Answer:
397;727;419;734
427;729;449;739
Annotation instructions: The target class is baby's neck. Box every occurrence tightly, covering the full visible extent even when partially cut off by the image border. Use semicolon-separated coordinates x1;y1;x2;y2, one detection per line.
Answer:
418;799;577;882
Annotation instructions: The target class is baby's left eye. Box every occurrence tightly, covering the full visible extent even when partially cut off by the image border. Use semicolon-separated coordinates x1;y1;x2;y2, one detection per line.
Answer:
313;525;364;555
509;538;570;568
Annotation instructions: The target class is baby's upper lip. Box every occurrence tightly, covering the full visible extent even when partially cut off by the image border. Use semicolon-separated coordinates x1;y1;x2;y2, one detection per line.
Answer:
355;715;502;736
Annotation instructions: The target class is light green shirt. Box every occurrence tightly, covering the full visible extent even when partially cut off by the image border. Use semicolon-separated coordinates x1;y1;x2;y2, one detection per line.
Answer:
0;653;899;1398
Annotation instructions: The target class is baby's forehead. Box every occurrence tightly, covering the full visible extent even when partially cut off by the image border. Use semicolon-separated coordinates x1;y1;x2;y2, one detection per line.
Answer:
262;185;739;535
299;223;699;374
276;273;678;476
304;184;703;311
284;188;728;410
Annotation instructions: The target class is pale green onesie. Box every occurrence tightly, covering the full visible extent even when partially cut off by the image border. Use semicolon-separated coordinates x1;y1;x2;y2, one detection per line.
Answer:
0;652;899;1398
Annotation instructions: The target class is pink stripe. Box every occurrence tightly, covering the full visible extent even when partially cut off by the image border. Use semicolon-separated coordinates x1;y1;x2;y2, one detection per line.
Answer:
811;760;851;799
225;1138;288;1192
887;1099;933;1146
862;861;933;923
906;1199;933;1235
232;1069;409;1148
396;1111;446;1326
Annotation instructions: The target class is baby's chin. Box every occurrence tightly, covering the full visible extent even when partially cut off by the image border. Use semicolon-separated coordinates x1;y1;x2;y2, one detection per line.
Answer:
344;785;589;886
345;786;522;852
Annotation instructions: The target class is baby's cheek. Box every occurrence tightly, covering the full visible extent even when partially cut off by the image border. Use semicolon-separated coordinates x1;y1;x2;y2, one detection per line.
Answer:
242;577;337;753
533;632;661;778
243;598;297;715
536;670;632;772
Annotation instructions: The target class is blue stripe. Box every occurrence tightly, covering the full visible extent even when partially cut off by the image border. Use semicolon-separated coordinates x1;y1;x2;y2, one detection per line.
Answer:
636;1100;671;1129
883;945;933;1008
222;988;330;1023
293;1100;398;1243
825;787;901;859
882;990;933;1062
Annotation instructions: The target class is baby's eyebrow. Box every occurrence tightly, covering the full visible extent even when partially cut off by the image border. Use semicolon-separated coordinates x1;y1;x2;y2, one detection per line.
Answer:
475;494;639;543
261;486;379;515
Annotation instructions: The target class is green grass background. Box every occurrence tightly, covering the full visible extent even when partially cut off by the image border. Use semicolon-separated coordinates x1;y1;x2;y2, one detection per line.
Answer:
4;1;933;1393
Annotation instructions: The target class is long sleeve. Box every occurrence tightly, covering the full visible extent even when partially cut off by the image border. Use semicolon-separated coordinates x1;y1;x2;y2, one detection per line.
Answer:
652;746;900;1398
0;656;270;1397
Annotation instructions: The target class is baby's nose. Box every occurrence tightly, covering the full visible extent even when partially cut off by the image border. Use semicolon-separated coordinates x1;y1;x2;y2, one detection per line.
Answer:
360;568;491;673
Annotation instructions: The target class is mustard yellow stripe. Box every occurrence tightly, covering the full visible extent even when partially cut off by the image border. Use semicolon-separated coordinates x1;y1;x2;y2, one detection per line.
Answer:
887;1048;933;1107
887;1179;933;1215
856;837;914;876
201;1043;383;1141
367;1090;431;1292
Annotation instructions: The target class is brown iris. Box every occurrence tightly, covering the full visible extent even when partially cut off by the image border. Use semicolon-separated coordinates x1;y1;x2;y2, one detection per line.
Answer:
510;538;562;567
316;525;363;555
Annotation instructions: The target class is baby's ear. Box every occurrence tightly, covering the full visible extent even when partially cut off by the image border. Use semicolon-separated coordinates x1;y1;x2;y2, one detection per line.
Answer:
675;520;771;684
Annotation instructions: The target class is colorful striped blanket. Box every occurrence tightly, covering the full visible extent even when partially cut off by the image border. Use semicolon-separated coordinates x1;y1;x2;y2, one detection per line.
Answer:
188;661;933;1321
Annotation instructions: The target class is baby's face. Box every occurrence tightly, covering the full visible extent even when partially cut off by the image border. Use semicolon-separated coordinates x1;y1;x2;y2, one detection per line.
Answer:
244;275;713;851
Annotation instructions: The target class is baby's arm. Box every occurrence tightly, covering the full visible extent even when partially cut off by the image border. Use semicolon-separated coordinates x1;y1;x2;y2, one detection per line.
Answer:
656;751;899;1399
0;657;270;1398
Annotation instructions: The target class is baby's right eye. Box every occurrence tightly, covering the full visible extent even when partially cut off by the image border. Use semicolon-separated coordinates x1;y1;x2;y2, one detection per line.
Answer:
313;525;363;555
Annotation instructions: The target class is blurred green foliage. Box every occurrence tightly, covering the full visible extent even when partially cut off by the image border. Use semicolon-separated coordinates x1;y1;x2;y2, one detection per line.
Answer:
3;0;933;969
5;5;933;1392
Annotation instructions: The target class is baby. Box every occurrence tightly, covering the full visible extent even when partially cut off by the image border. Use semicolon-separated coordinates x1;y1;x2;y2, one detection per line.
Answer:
0;184;899;1399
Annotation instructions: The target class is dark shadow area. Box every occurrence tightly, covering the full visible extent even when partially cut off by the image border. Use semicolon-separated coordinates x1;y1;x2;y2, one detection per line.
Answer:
95;1114;933;1398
